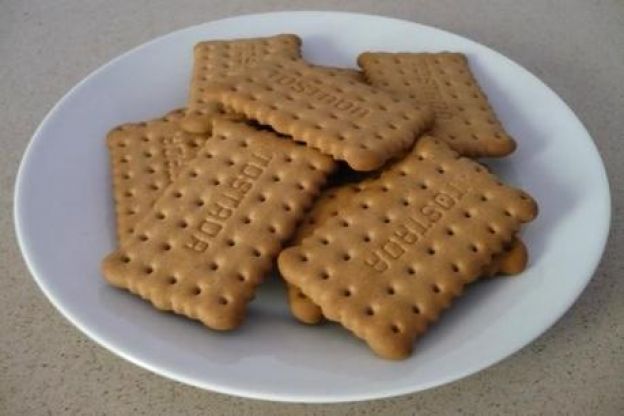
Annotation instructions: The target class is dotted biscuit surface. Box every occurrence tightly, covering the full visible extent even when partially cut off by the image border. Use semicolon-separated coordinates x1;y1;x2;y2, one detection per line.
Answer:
278;136;537;359
286;184;529;325
312;66;364;82
358;52;516;158
183;34;302;134
106;109;211;243
102;119;335;330
203;59;433;171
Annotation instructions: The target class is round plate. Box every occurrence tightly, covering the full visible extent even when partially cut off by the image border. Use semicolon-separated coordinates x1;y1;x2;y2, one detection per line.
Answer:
14;11;610;403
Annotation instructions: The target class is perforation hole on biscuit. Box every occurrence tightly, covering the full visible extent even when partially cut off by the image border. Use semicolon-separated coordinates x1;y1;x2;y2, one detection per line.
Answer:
518;191;531;201
318;236;330;245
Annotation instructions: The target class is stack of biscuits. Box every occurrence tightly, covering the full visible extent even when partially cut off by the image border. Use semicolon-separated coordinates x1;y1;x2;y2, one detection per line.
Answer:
101;34;537;360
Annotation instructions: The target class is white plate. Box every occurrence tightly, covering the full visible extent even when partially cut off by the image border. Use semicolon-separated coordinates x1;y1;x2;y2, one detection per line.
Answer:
14;11;610;403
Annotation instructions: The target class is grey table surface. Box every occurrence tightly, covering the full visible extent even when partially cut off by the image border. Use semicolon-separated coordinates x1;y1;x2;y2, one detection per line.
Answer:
1;1;623;415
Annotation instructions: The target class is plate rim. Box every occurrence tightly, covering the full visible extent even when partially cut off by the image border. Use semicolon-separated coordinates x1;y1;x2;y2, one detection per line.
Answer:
13;10;612;403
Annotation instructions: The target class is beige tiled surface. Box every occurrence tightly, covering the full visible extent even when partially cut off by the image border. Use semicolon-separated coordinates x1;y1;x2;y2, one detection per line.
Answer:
1;1;623;414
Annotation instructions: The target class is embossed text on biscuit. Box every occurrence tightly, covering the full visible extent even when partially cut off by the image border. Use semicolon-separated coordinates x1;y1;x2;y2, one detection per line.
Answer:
363;178;469;272
184;151;272;252
267;71;370;118
163;133;189;182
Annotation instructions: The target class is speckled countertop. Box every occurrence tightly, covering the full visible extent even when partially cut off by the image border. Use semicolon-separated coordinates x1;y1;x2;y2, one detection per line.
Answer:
1;1;623;414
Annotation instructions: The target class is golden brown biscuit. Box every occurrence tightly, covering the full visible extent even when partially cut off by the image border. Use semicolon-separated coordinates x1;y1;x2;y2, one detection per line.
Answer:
102;119;335;330
358;52;516;158
278;136;537;359
202;58;433;171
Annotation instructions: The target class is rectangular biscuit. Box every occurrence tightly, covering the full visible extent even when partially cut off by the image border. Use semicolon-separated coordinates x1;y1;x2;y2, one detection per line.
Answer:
106;109;211;243
278;136;537;359
202;58;433;171
102;119;335;330
358;52;516;158
286;182;528;325
183;34;302;134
